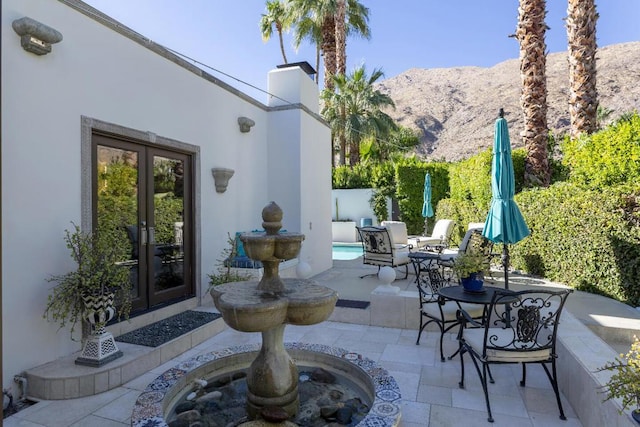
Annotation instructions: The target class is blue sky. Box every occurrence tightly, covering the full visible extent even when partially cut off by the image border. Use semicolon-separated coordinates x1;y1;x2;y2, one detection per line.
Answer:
83;0;639;101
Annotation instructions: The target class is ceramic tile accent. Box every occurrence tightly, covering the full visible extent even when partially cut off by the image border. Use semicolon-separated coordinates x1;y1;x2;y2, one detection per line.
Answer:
131;342;402;427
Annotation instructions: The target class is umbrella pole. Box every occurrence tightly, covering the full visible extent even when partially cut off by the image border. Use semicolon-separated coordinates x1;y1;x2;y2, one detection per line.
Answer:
501;244;510;290
502;244;512;326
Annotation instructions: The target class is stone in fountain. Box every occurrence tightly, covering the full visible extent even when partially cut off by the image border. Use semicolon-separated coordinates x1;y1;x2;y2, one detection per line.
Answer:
210;202;338;421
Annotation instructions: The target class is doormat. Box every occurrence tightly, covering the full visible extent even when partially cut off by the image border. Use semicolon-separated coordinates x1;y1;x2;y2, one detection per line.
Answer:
335;299;370;309
116;311;221;347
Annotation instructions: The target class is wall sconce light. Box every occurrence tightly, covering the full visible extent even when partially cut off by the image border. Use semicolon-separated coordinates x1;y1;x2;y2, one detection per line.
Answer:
211;168;235;193
237;116;255;133
12;17;63;56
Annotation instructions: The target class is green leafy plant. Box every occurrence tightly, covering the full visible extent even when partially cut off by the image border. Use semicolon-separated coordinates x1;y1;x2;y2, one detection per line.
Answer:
452;252;487;279
44;223;132;339
597;336;640;415
207;233;252;288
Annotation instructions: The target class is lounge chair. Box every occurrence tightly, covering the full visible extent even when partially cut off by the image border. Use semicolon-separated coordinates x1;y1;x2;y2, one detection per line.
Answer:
408;219;455;251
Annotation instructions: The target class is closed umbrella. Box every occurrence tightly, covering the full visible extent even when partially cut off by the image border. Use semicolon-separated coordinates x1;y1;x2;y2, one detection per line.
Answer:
422;173;434;218
422;172;434;235
482;109;530;290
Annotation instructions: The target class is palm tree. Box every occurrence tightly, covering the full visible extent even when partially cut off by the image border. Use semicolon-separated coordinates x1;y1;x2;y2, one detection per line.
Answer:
567;0;598;139
290;12;323;83
260;0;291;64
287;0;370;92
515;0;550;187
321;66;397;165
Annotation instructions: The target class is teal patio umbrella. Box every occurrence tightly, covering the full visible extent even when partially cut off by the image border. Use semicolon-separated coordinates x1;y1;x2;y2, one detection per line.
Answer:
422;173;434;218
482;109;530;290
422;172;434;234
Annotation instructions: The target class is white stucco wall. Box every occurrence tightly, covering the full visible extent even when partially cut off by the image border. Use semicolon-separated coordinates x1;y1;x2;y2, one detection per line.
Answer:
1;0;331;392
331;188;389;225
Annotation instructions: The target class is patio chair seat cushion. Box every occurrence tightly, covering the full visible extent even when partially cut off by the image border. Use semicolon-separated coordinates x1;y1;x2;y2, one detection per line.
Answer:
365;245;410;266
380;221;408;245
421;301;484;322
224;256;262;269
463;327;551;362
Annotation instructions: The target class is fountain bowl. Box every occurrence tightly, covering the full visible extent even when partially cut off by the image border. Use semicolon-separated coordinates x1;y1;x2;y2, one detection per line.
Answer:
131;342;402;426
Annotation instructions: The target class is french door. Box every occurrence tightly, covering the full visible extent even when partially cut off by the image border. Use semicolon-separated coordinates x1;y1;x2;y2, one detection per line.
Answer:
93;134;193;313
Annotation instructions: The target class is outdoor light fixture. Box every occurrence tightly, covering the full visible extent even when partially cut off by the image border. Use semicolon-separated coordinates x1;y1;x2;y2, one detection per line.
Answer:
237;116;255;133
211;167;234;193
12;17;63;56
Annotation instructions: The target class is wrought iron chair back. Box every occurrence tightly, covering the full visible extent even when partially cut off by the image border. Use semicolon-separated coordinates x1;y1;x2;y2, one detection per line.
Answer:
416;267;484;361
457;288;573;422
483;290;569;356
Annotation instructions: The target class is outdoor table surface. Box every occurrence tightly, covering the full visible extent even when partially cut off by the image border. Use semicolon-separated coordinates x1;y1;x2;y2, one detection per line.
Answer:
438;285;518;305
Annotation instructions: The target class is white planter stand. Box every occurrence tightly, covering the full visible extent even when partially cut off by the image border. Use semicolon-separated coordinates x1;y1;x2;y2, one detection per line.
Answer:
75;294;123;367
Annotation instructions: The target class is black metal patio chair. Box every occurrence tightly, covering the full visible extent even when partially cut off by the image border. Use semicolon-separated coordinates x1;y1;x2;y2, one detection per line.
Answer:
456;288;573;422
416;266;485;362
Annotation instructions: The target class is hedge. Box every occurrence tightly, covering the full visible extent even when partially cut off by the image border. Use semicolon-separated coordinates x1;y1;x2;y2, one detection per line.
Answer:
512;182;640;306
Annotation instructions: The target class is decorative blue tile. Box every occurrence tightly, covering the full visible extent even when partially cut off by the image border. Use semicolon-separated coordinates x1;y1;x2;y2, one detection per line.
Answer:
131;342;401;426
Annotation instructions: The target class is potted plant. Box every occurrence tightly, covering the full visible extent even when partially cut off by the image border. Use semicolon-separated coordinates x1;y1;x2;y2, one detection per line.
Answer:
44;223;133;341
207;232;252;290
452;252;487;292
598;336;640;423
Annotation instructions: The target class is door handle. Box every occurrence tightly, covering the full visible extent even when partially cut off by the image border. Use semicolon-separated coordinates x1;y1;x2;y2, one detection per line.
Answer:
140;221;147;245
148;227;156;245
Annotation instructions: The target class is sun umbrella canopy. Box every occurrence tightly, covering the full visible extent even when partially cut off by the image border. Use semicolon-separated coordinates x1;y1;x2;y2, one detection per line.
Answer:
422;173;434;218
483;115;530;244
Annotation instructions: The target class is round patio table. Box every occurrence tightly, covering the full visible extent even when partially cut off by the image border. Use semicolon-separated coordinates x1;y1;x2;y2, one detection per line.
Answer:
437;285;517;305
438;285;519;360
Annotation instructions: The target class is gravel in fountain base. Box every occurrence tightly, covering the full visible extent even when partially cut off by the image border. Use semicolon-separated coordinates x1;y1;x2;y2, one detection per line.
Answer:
131;343;401;427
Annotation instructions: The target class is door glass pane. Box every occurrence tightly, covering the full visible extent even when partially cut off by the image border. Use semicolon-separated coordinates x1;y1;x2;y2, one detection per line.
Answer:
96;145;140;299
153;155;185;292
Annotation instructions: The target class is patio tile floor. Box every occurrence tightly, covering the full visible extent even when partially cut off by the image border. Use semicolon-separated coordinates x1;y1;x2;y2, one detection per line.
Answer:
4;320;582;427
8;255;640;426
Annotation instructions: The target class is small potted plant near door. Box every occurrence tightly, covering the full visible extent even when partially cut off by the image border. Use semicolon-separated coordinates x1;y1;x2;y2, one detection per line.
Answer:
44;223;133;366
452;252;487;292
598;336;640;423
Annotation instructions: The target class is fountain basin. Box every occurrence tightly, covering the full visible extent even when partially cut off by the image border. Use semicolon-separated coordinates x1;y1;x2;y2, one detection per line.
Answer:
130;342;402;426
210;279;338;332
240;232;305;261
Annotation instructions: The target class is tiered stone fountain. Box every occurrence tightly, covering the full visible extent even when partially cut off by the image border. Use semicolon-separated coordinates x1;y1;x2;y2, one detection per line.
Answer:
210;202;338;420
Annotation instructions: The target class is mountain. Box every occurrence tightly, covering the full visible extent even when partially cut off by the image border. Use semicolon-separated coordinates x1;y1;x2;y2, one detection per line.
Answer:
375;42;640;161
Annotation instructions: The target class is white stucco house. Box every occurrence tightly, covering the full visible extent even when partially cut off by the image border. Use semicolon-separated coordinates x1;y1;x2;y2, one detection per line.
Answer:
2;0;332;399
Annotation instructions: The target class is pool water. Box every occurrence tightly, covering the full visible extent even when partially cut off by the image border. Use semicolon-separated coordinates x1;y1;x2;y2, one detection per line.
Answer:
332;244;363;260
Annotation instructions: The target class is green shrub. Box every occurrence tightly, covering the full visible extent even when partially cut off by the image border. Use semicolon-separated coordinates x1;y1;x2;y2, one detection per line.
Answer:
395;160;450;235
513;182;640;306
332;164;372;189
562;111;640;188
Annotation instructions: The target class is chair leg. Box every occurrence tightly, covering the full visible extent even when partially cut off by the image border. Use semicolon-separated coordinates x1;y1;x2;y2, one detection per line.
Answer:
458;345;466;389
520;363;527;387
401;264;409;279
543;361;567;420
481;363;495;423
359;266;381;279
416;319;428;345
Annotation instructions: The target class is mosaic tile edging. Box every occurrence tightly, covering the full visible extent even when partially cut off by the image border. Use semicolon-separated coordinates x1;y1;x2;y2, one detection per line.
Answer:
131;342;401;427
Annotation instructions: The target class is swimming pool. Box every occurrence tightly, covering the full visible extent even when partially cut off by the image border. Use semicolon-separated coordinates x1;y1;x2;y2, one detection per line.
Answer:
332;243;363;260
